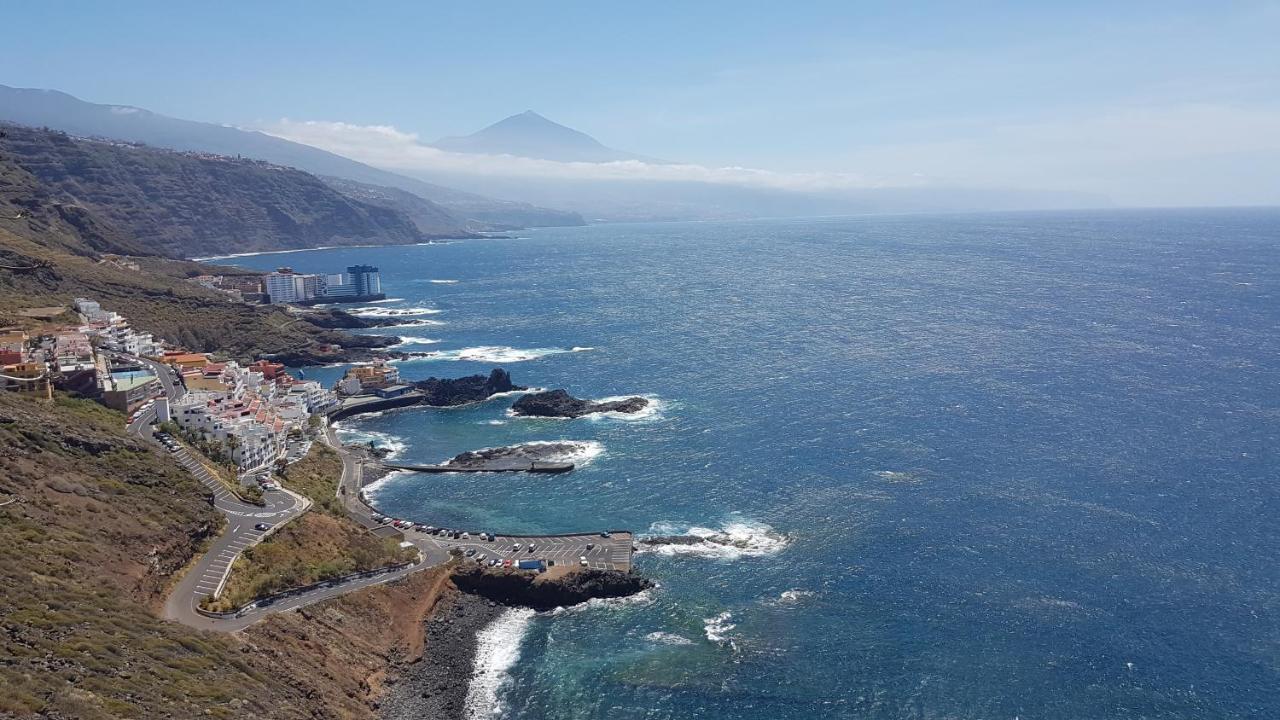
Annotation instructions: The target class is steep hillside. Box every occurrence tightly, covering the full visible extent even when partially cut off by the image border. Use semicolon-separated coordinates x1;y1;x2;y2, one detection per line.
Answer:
320;175;479;235
0;151;395;364
0;84;586;229
0;394;298;718
0;393;456;719
0;123;458;258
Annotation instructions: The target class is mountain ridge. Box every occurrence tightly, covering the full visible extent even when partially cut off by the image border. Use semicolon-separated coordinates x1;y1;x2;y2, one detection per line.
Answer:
0;123;453;258
433;110;652;163
0;84;585;229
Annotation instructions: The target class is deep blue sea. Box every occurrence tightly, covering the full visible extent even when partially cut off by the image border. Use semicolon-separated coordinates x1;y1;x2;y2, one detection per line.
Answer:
233;209;1280;720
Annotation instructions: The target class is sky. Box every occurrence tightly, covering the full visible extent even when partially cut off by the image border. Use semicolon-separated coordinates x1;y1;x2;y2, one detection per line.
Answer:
3;1;1278;206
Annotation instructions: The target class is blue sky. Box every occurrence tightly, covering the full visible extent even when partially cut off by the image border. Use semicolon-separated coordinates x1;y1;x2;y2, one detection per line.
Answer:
3;1;1278;204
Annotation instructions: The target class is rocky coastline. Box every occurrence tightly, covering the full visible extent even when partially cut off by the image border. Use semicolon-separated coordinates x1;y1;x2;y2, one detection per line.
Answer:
510;388;648;418
452;564;653;611
380;565;653;719
415;368;524;406
378;591;505;720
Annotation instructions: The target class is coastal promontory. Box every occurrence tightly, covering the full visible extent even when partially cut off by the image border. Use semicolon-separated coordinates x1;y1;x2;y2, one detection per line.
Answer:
415;368;523;406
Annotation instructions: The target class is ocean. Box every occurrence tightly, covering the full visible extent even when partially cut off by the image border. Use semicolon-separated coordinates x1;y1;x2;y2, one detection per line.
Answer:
232;209;1280;719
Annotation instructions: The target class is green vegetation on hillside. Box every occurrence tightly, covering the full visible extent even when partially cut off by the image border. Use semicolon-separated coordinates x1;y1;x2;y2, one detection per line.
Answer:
0;393;308;718
277;440;346;515
206;444;415;613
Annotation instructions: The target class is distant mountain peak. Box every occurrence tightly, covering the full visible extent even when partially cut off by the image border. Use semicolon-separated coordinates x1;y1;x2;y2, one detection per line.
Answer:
432;111;648;164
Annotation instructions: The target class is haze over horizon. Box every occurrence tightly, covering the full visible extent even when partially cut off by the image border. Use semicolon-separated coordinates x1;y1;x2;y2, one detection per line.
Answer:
3;1;1278;208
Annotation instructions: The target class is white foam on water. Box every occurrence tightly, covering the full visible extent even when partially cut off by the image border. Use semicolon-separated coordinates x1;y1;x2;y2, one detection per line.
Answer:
487;387;546;400
347;305;443;318
464;607;537;720
428;279;459;284
413;346;584;363
482;419;507;425
334;426;407;459
775;589;816;604
638;519;790;559
528;439;605;466
550;587;656;615
360;468;415;499
703;611;737;647
587;394;666;422
441;440;605;468
378;318;446;328
389;335;441;349
645;630;694;646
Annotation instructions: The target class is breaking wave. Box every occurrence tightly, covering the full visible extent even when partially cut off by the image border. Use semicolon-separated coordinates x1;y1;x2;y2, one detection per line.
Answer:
464;608;536;720
377;318;445;328
334;425;406;459
589;394;666;422
413;346;592;363
638;519;790;559
646;630;695;646
359;469;414;500
347;305;443;318
703;611;737;648
512;440;605;467
389;335;441;349
550;587;656;615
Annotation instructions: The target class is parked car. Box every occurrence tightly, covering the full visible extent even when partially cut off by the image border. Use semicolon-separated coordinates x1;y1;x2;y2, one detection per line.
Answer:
527;544;536;553
600;532;611;539
465;548;477;557
585;543;595;551
254;523;270;531
580;556;589;566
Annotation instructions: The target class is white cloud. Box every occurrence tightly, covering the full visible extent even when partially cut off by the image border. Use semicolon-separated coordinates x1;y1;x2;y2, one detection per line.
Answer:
253;118;883;192
254;102;1280;207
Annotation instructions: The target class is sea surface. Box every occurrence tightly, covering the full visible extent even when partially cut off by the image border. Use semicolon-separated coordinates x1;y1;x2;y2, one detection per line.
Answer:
233;209;1280;719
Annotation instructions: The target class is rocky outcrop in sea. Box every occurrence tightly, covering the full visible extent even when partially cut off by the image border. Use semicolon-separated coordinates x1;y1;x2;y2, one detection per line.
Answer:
440;441;584;469
415;369;524;406
510;389;648;418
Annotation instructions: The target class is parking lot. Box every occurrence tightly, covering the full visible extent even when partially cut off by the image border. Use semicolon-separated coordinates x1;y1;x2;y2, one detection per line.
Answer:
372;515;634;573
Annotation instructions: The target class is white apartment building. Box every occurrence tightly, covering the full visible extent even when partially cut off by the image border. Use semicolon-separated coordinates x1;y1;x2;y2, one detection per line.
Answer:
289;380;337;414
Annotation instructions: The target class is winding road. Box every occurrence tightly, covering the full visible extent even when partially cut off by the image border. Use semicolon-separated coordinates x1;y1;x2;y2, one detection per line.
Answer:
132;351;633;632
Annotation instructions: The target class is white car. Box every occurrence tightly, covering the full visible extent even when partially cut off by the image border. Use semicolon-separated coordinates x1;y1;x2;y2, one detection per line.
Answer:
579;556;588;566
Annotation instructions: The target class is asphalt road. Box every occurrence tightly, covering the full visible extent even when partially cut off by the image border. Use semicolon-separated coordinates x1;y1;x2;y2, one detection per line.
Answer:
138;365;635;632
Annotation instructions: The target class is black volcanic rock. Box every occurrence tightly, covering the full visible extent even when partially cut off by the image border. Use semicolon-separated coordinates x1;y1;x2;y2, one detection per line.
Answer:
413;368;522;406
441;442;582;469
450;565;653;611
510;389;648;418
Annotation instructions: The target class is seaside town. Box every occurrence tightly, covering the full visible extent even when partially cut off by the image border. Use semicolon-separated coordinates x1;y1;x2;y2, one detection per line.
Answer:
0;294;406;478
193;263;386;305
